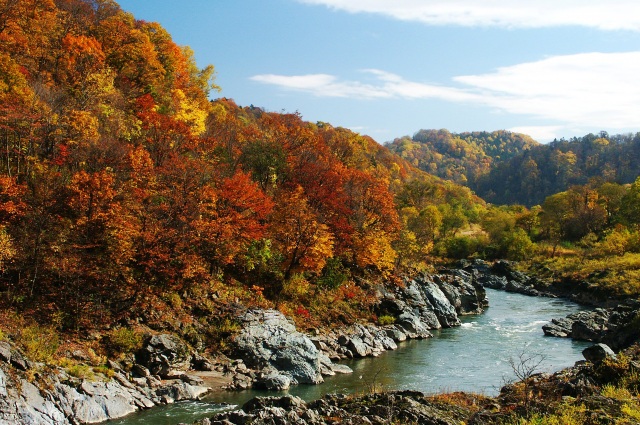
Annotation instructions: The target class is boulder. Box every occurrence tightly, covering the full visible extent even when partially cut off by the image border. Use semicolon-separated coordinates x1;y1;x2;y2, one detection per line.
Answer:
437;271;486;315
345;336;370;358
233;309;324;385
582;343;616;364
155;381;210;402
9;349;31;371
396;312;433;339
571;310;611;342
254;373;291;391
135;334;191;378
545;300;640;351
385;326;407;342
542;317;574;338
422;281;460;327
330;364;353;374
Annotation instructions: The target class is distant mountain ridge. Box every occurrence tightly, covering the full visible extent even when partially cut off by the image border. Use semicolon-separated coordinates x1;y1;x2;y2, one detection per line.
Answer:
387;129;640;206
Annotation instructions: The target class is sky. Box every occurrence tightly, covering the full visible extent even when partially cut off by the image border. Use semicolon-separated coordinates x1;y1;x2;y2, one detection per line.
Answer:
116;0;640;144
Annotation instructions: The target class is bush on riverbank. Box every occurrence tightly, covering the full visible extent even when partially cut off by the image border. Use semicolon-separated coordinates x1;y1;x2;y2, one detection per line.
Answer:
522;252;640;300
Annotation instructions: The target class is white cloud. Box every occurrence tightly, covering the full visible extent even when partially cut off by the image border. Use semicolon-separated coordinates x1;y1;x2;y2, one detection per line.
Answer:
456;52;640;129
251;72;392;99
508;126;564;142
251;51;640;136
297;0;640;31
251;69;477;101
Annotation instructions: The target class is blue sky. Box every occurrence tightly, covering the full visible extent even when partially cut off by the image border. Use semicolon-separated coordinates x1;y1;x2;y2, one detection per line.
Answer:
116;0;640;143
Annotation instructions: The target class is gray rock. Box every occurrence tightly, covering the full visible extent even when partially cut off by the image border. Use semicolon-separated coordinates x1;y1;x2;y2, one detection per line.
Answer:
192;354;215;371
0;367;6;398
571;310;611;342
254;373;291;391
181;374;205;386
396;312;433;339
437;272;487;315
233;309;324;385
10;349;31;371
156;381;210;402
136;334;191;378
330;364;353;374
132;364;151;377
20;380;68;424
545;300;640;351
422;281;460;328
542;323;571;338
0;341;11;364
543;316;576;337
346;336;369;358
385;326;407;342
582;343;616;364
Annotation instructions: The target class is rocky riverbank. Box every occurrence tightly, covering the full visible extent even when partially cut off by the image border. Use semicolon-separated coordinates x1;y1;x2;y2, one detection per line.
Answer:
460;259;640;352
0;267;489;424
196;342;640;425
225;269;488;391
6;260;634;425
0;334;214;424
542;300;640;350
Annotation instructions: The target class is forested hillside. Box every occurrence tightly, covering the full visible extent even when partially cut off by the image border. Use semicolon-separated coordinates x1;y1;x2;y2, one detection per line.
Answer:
0;0;484;334
385;129;538;186
474;132;640;206
387;129;640;207
2;0;639;349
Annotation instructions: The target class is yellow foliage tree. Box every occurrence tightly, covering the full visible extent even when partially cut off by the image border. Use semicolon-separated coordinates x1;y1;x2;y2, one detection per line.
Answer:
172;89;207;136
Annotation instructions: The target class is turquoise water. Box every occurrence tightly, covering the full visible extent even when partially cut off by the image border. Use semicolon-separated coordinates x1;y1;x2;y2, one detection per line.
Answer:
111;288;590;424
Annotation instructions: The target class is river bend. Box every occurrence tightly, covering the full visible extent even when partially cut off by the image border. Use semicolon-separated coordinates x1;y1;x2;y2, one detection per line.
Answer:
113;288;590;425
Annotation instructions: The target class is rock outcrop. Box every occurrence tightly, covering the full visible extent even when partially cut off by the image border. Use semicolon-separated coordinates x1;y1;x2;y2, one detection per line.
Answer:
0;335;213;424
227;270;489;391
543;300;640;350
203;391;475;425
233;309;326;387
464;259;552;297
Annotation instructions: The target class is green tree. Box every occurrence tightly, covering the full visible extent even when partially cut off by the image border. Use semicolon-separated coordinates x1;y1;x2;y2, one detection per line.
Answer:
619;177;640;227
504;228;534;260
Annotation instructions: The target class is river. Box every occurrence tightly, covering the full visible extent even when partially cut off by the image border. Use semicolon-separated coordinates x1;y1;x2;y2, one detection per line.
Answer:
111;288;591;424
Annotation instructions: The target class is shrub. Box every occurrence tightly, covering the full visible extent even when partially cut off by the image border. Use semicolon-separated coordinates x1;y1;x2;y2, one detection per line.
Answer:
19;325;60;363
163;292;183;309
107;327;144;356
601;383;634;400
317;258;349;290
435;235;483;259
92;365;115;379
377;315;396;326
67;364;95;380
208;316;241;352
506;402;586;425
281;274;311;300
621;402;640;421
504;228;534;261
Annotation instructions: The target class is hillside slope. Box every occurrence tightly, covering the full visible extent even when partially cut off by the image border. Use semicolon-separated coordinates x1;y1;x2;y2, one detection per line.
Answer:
0;0;484;337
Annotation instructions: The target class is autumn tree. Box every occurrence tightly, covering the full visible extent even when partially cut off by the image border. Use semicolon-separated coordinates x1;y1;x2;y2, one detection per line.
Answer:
268;186;334;281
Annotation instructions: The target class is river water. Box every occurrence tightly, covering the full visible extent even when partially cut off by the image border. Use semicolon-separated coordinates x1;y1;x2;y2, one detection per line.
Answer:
111;288;591;424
